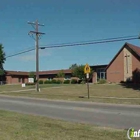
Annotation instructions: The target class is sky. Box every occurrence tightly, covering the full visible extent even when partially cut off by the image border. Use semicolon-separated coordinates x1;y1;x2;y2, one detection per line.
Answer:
0;0;140;71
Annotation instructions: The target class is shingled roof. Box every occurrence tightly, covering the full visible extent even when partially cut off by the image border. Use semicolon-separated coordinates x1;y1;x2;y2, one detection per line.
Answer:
106;42;140;70
6;71;29;76
126;42;140;56
39;69;72;75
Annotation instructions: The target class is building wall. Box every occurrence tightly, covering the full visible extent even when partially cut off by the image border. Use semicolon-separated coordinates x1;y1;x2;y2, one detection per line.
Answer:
107;46;140;83
6;76;12;84
6;76;28;84
107;50;124;83
132;54;140;71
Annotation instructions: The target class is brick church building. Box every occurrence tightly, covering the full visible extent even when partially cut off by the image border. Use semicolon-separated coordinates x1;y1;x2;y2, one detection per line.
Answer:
106;42;140;83
2;42;140;84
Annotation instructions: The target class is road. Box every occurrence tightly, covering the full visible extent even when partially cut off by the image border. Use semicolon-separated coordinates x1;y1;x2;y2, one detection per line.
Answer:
0;95;139;129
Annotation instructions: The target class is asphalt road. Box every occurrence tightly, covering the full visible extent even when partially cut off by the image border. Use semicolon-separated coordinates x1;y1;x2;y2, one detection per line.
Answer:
0;95;140;129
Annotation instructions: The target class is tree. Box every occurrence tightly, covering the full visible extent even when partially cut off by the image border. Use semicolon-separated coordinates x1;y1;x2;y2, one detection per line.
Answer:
0;44;6;82
0;44;6;70
56;70;65;78
132;68;140;83
70;64;93;80
69;63;78;69
72;65;85;80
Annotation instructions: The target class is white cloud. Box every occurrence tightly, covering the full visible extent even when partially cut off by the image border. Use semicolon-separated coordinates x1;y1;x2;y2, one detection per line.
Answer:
17;50;51;62
40;49;51;57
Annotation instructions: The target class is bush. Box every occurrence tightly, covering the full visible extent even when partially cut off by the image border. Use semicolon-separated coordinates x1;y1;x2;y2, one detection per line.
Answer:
98;79;106;84
39;80;43;84
51;79;57;84
44;80;52;84
80;80;86;84
71;79;77;84
77;79;82;84
55;80;62;84
64;80;70;84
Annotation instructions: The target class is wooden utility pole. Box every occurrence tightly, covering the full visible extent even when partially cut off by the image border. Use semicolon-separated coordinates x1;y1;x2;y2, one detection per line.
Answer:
28;20;45;92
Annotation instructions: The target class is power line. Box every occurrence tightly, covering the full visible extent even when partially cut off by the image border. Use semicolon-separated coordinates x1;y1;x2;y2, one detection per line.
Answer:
6;48;35;58
42;36;138;49
40;35;138;46
6;35;139;58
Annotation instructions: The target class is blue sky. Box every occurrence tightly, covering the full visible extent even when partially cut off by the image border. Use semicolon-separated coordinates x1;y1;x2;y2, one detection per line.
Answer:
0;0;140;71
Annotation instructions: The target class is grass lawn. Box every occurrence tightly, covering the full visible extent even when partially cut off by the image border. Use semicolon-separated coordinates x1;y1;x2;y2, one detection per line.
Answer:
0;84;63;92
0;84;140;105
0;110;127;140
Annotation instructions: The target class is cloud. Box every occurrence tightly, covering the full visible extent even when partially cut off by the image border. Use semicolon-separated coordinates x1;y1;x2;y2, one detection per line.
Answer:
19;54;35;61
17;50;51;62
40;49;51;57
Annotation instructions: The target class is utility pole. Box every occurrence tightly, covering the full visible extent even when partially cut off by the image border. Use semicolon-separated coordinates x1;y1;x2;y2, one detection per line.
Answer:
28;20;45;92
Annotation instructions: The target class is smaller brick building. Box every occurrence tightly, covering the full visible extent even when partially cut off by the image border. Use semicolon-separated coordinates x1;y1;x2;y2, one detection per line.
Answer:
5;71;29;84
106;42;140;83
4;69;73;84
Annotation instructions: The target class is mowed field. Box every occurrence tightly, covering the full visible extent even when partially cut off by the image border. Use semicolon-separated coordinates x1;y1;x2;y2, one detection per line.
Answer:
0;110;127;140
0;84;138;139
0;83;140;105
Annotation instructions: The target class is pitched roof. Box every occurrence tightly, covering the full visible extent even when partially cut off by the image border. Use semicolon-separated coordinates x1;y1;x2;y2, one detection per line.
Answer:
39;69;72;75
6;71;29;76
106;42;140;70
126;42;140;56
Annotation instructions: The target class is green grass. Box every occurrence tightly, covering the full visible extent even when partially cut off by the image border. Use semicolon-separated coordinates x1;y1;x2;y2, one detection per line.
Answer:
0;110;127;140
0;84;64;92
0;84;140;105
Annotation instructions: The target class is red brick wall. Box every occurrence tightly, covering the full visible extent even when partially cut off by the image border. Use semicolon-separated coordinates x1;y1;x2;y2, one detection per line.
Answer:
132;54;140;71
6;76;28;84
107;50;124;83
6;76;12;84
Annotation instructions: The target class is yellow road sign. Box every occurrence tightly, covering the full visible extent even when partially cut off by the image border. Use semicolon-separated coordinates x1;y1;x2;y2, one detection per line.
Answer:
84;64;91;74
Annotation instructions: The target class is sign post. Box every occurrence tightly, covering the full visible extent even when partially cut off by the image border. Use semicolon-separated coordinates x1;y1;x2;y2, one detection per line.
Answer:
84;64;91;99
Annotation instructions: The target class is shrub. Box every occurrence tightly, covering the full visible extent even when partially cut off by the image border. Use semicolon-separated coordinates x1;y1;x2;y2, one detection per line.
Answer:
39;80;43;84
98;79;106;84
77;79;82;84
44;80;52;84
51;79;57;84
63;80;70;84
71;79;77;84
132;68;140;83
55;80;62;84
80;80;86;84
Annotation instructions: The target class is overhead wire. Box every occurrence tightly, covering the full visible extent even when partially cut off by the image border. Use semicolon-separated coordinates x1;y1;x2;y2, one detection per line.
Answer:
6;35;139;58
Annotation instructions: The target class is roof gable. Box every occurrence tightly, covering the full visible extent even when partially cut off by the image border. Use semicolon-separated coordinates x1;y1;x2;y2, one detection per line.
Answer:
126;43;140;56
106;42;140;70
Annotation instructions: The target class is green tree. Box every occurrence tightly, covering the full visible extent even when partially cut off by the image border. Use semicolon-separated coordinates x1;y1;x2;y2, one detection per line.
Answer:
56;70;65;78
72;65;85;79
69;63;78;69
70;64;93;80
0;44;6;82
